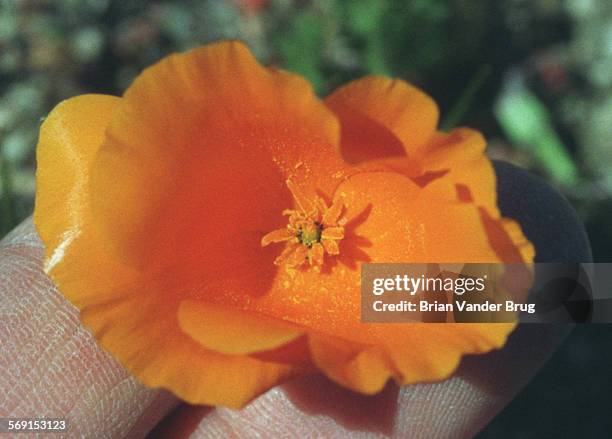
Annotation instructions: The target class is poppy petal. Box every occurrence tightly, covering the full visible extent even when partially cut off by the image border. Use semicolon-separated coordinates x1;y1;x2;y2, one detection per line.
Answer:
90;41;348;270
35;89;298;408
369;323;514;385
325;76;439;163
34;94;120;265
500;217;536;263
79;293;297;408
326;78;499;216
308;334;394;394
421;128;498;212
178;300;303;355
361;128;498;213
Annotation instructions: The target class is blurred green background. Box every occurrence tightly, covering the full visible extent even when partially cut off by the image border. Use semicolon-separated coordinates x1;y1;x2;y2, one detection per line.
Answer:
0;0;611;436
1;0;612;257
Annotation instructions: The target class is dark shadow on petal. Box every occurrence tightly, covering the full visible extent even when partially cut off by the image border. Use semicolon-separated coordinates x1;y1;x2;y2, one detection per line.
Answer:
410;169;449;187
320;203;373;274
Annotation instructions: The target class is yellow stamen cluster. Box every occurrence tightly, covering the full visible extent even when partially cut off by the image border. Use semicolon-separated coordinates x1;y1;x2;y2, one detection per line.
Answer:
261;180;346;268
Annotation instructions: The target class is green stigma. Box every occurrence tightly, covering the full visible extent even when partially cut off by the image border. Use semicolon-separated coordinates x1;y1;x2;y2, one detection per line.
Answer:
298;222;322;247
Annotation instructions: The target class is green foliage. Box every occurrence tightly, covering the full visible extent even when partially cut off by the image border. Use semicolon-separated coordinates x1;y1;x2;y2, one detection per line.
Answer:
343;0;391;75
0;0;607;239
441;65;491;130
276;10;326;91
495;77;579;187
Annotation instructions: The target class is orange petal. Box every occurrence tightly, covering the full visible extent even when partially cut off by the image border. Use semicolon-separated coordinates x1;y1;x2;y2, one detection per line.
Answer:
421;128;498;212
335;172;502;264
364;128;497;213
501;217;535;262
421;127;487;167
359;128;532;265
480;209;535;263
34;88;298;409
326;77;503;221
178;300;303;355
308;321;515;393
79;293;296;408
308;334;394;394
369;323;515;386
308;309;515;392
90;41;349;270
251;335;312;365
325;76;439;163
34;94;120;265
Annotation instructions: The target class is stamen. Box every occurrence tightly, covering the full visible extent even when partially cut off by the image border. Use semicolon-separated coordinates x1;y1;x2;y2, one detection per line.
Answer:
262;180;346;268
261;228;297;247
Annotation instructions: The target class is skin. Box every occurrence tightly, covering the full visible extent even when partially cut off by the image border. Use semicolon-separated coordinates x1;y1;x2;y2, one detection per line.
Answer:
0;219;570;438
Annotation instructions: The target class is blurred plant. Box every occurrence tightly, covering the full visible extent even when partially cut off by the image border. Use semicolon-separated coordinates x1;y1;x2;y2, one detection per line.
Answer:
0;0;609;245
495;73;579;187
562;0;612;192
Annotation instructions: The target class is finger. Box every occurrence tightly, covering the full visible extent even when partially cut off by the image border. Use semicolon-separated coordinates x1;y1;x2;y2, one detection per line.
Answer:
0;219;180;438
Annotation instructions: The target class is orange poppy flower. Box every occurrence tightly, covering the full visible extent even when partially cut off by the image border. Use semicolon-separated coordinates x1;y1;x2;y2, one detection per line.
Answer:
34;40;534;408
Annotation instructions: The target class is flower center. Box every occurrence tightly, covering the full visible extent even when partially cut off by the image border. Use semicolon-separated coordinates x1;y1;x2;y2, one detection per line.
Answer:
261;180;346;268
297;221;322;247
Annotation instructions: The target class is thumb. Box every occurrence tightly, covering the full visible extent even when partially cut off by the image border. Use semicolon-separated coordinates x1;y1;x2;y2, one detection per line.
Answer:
0;219;179;438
